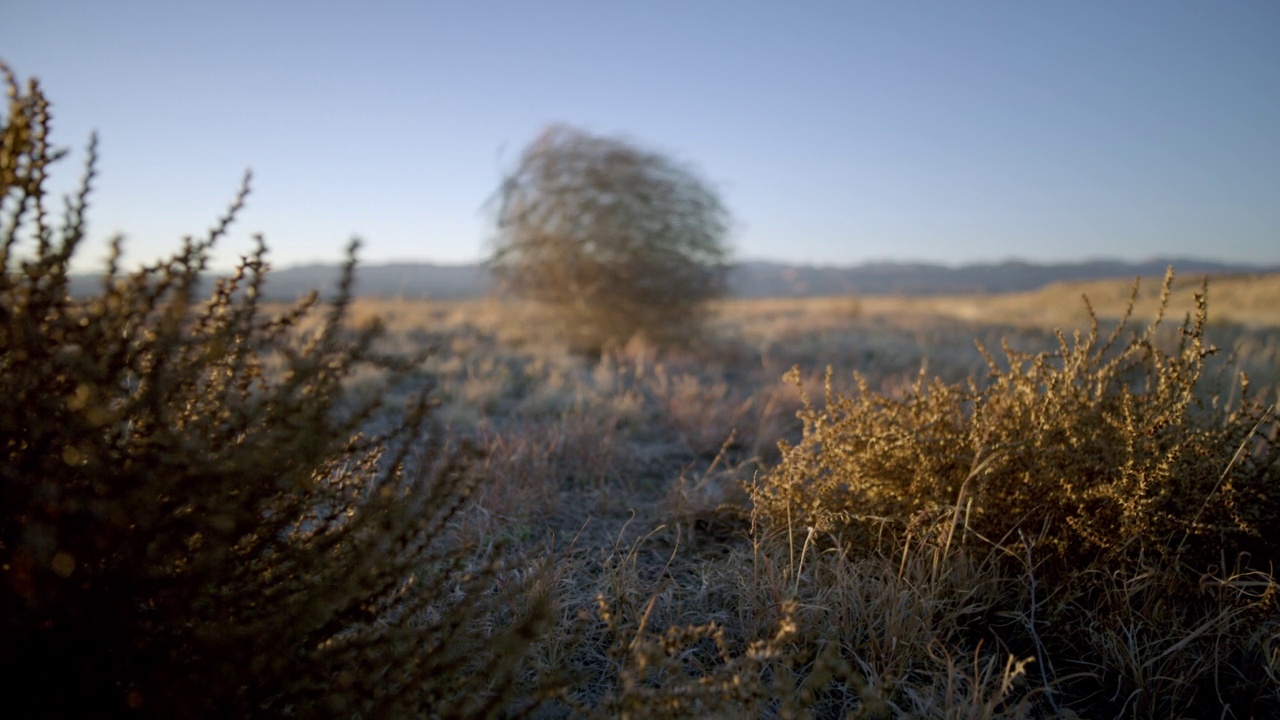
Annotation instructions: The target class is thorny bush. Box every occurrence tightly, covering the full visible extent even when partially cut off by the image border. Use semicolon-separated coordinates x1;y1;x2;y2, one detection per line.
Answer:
751;271;1280;716
753;271;1280;569
0;63;549;719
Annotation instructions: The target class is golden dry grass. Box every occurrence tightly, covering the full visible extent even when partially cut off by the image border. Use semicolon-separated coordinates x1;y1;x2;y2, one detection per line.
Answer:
333;272;1279;718
861;271;1280;329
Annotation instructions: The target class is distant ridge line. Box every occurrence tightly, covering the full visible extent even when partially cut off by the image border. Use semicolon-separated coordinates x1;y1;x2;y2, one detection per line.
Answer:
68;258;1280;301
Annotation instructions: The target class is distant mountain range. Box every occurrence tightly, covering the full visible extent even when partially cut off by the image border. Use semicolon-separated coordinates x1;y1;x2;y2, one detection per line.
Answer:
724;259;1280;297
69;258;1279;301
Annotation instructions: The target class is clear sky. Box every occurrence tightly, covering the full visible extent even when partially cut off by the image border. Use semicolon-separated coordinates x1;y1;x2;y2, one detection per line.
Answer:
5;1;1279;272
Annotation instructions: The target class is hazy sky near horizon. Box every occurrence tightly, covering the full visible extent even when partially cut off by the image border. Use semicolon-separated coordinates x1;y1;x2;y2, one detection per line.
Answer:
5;1;1279;272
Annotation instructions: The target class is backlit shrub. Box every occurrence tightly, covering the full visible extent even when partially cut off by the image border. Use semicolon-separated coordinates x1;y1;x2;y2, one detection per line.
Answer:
0;63;547;719
753;271;1279;569
750;272;1280;715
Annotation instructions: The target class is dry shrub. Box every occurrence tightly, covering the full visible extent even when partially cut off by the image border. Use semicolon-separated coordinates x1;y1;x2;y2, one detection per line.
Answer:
750;270;1280;716
754;270;1278;568
555;516;1047;718
576;596;804;719
488;124;731;355
0;63;549;718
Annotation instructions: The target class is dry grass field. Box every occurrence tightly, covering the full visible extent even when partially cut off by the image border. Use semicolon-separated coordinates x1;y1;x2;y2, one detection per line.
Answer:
861;271;1280;330
8;62;1277;718
325;270;1280;718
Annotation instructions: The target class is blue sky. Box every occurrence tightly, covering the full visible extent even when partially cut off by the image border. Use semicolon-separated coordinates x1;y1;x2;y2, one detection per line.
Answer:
5;1;1278;272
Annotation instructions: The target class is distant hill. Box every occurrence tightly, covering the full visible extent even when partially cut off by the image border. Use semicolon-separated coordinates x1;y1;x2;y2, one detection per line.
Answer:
64;262;492;302
264;262;493;301
725;258;1280;297
69;258;1279;301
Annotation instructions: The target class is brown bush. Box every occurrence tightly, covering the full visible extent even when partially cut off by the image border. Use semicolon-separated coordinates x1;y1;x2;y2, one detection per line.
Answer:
0;63;549;719
753;272;1279;569
750;271;1280;715
488;124;732;354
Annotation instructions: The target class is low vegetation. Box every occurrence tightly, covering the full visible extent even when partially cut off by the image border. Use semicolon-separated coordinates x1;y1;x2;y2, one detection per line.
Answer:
752;272;1280;715
5;61;1279;718
360;277;1279;718
1;63;547;719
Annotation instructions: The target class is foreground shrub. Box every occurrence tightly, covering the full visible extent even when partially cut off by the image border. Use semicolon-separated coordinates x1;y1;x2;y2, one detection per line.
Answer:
751;272;1280;716
754;272;1278;570
1;63;547;718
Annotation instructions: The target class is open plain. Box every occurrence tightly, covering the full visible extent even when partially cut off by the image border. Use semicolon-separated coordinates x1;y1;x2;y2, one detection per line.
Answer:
323;270;1280;717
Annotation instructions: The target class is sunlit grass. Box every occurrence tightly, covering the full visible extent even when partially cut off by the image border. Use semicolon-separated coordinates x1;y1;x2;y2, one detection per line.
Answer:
338;272;1279;718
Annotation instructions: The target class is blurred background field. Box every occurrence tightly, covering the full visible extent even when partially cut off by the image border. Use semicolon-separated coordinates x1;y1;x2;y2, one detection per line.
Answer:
342;269;1280;414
